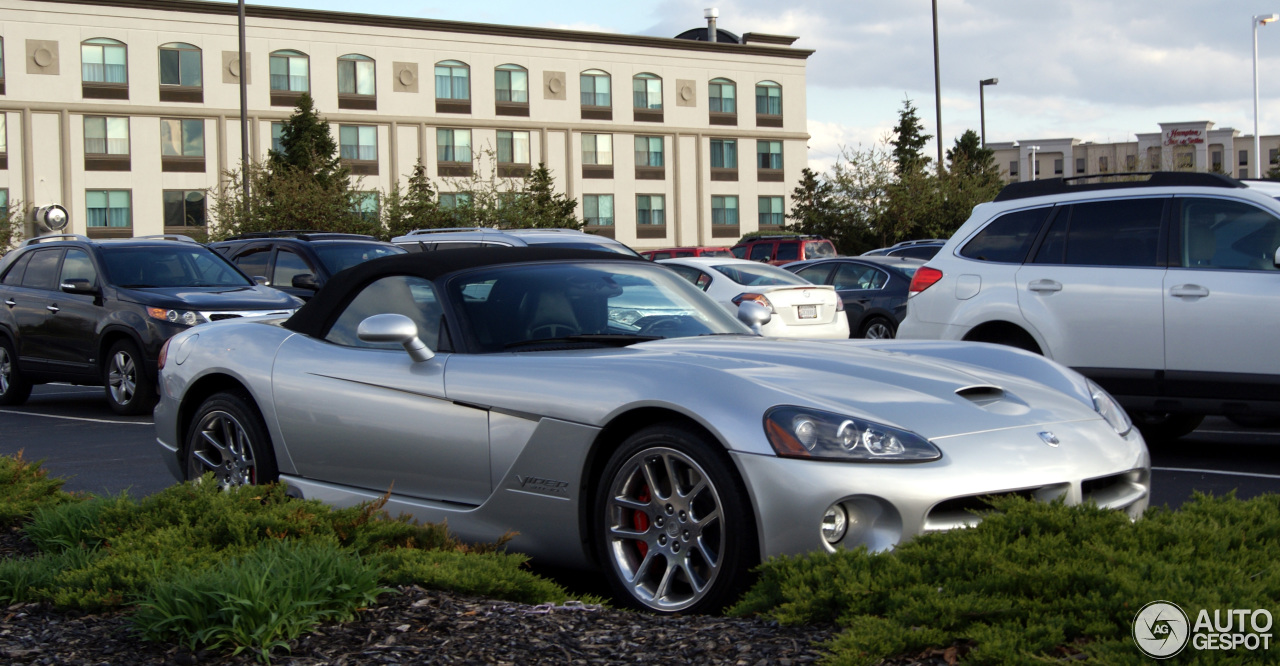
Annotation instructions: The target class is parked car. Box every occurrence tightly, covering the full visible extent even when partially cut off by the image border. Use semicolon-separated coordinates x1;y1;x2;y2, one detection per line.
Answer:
659;257;850;339
210;231;405;301
156;247;1148;614
785;256;922;339
391;227;641;257
0;234;300;414
640;246;733;260
862;239;947;260
899;172;1280;440
730;235;837;265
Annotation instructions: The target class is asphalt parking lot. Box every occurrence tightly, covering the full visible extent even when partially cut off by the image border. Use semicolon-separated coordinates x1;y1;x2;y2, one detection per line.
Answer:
2;384;1279;508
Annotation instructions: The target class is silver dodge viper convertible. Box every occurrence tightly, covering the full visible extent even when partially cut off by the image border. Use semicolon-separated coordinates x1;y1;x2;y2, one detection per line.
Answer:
155;248;1150;613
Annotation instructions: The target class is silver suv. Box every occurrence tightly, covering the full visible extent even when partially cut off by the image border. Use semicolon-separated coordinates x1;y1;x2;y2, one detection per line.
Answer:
899;172;1280;440
390;227;641;257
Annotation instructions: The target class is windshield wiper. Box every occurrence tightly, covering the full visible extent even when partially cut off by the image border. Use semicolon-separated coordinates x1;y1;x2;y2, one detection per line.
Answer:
504;334;662;350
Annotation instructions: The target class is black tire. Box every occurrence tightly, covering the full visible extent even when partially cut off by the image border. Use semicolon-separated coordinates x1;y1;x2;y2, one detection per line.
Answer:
185;390;279;487
0;336;33;406
594;423;757;614
103;339;157;415
1133;412;1205;442
858;316;897;340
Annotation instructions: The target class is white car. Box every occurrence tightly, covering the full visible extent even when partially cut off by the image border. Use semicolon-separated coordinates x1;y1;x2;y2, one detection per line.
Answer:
899;172;1280;440
659;257;850;339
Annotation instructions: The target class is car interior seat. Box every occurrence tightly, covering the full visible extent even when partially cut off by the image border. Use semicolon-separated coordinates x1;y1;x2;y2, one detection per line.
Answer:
521;289;581;340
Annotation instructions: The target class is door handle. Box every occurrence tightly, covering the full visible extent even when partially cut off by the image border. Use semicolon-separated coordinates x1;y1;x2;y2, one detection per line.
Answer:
1170;284;1210;298
3;299;14;308
1027;279;1062;293
46;304;60;313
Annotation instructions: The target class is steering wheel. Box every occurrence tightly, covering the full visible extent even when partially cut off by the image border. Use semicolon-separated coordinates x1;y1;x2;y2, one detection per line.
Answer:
637;316;684;336
528;323;577;340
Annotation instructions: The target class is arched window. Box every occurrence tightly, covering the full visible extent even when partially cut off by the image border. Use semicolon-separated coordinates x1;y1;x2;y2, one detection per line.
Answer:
756;80;782;116
580;69;611;107
435;60;470;100
633;73;662;110
159;43;201;88
496;64;528;103
709;78;736;114
270;50;309;92
338;54;375;96
82;38;127;84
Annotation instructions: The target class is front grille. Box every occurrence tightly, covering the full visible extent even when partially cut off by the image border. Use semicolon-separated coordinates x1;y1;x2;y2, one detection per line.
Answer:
200;309;295;323
209;313;241;321
924;483;1070;531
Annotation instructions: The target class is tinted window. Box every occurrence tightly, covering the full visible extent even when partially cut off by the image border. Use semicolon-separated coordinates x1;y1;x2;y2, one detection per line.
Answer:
313;243;405;274
1179;198;1280;271
59;249;99;289
1034;199;1163;267
1;253;33;286
101;247;251;287
748;243;773;262
272;249;314;287
892;245;940;260
665;263;711;290
702;249;732;257
731;246;747;259
961;207;1051;263
232;246;271;280
711;263;808;286
651;252;672;260
326;276;442;351
834;264;887;290
21;250;62;290
775;242;799;261
792;263;834;284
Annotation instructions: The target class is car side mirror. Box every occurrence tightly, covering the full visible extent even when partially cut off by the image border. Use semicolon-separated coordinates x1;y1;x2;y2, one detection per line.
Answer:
1274;245;1280;268
357;313;435;362
737;301;772;335
252;275;268;286
291;273;320;290
60;278;98;295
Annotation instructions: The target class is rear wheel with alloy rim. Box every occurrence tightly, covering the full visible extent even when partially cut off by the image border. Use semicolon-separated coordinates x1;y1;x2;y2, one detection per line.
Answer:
0;338;33;406
104;339;156;415
185;390;278;487
859;317;896;339
595;423;756;614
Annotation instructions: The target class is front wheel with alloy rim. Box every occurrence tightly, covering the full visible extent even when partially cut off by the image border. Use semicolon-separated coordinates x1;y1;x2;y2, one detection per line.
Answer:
595;423;757;614
104;339;156;415
858;317;896;339
185;391;278;487
0;337;33;406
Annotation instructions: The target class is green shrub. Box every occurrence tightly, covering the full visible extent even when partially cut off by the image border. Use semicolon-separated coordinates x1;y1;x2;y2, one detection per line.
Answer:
372;548;598;606
0;451;80;527
132;539;389;662
730;494;1280;665
23;491;132;552
0;547;101;604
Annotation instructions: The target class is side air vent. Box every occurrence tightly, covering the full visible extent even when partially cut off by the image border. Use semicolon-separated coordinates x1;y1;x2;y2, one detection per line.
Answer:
955;385;1005;406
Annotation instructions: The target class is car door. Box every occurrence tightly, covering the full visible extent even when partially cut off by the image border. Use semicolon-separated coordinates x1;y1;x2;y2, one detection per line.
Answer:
269;247;321;300
1015;197;1168;378
42;248;101;374
748;242;774;263
830;262;886;330
228;243;272;284
271;274;492;505
11;249;64;367
1163;196;1280;399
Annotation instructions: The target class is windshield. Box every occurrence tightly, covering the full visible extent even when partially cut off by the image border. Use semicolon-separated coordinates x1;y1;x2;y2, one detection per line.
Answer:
531;240;643;257
701;249;732;257
449;261;749;352
101;246;251;288
711;263;810;286
804;240;837;259
314;243;406;274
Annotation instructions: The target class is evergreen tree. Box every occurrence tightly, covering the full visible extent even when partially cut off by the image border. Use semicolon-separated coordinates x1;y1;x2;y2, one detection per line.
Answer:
890;97;933;177
945;130;998;179
383;160;458;238
517;164;581;228
268;93;348;190
785;167;865;254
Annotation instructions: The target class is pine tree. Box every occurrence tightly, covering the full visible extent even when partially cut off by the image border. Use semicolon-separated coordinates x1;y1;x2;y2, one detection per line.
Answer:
269;93;348;190
890;97;933;177
784;167;867;254
517;164;580;228
384;160;455;238
945;130;997;179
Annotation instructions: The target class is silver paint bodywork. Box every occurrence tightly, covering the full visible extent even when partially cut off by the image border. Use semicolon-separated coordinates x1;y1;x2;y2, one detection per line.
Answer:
156;319;1150;569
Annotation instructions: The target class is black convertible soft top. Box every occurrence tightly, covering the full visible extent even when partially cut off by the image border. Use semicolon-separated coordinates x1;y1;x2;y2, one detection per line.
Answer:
282;246;645;338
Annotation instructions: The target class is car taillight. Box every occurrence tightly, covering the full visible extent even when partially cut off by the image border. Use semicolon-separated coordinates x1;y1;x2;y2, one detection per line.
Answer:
835;294;845;312
909;267;944;294
732;292;775;312
158;338;171;370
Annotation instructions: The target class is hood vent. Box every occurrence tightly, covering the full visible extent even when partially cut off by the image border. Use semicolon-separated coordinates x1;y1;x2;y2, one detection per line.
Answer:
955;385;1005;406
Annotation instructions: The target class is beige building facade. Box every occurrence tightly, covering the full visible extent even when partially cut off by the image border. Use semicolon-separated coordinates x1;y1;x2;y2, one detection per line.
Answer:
0;0;811;249
990;121;1280;183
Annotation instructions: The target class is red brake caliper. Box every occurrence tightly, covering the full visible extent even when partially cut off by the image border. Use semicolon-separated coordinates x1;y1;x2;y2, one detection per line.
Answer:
634;485;651;557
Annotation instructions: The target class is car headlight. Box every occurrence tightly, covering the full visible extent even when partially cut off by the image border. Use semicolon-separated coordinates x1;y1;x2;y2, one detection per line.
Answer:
1087;380;1132;436
763;406;942;462
147;307;206;327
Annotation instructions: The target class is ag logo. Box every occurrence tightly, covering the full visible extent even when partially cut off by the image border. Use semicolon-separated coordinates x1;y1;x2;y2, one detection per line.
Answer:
1133;600;1190;659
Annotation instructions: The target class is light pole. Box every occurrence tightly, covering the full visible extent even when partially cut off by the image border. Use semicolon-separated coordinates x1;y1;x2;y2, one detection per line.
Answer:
931;0;944;170
1029;145;1041;181
1254;13;1278;178
239;0;250;211
979;78;998;148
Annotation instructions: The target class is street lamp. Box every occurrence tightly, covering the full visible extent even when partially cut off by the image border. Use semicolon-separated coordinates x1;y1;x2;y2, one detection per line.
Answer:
1254;13;1278;178
979;78;998;148
932;0;944;170
1029;145;1041;181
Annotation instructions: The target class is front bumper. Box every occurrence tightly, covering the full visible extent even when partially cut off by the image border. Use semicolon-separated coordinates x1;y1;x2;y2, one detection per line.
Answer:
733;418;1149;560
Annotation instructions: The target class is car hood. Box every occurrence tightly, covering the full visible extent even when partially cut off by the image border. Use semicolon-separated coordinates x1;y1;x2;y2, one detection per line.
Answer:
116;285;302;310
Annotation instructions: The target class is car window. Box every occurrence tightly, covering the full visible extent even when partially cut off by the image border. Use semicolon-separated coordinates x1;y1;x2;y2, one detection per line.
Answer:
325;275;442;351
652;252;672;260
1;252;34;286
703;249;732;257
101;247;252;288
834;264;885;290
665;264;713;290
748;243;773;262
892;245;940;260
272;248;315;287
313;243;406;274
20;250;62;291
1178;198;1280;271
674;251;694;258
793;263;834;284
232;246;272;280
59;249;99;289
731;246;747;259
433;241;486;250
961;207;1051;263
776;242;799;261
1033;199;1163;267
803;240;836;259
711;263;809;286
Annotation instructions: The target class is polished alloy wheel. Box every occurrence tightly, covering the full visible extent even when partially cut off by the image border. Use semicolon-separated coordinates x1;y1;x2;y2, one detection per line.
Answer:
0;346;11;395
190;410;259;487
605;446;725;612
107;350;137;406
863;321;895;339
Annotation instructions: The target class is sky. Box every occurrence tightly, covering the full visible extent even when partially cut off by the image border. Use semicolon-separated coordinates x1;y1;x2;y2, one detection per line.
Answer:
229;0;1280;175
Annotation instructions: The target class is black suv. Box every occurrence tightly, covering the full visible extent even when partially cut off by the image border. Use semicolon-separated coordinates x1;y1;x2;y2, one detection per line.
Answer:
0;235;301;414
210;231;406;301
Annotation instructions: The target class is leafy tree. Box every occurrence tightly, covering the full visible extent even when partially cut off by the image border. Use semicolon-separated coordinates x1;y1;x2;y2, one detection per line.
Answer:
268;93;348;190
827;144;896;253
784;168;864;255
889;96;932;177
2;195;25;254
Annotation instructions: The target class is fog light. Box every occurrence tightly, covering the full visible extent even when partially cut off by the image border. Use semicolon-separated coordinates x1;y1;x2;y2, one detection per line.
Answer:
821;504;848;544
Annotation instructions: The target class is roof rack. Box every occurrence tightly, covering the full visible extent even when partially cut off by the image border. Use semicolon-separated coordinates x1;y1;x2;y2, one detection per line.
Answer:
495;227;584;233
994;171;1245;202
21;234;90;247
405;227;495;236
746;234;823;241
223;230;378;241
890;238;946;247
135;234;200;243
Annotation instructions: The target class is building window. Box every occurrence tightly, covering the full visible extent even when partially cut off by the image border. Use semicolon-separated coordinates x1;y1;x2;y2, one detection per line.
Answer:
0;190;8;215
581;69;611;107
340;125;378;175
497;130;531;177
437;128;473;177
759;196;784;227
1270;149;1279;166
160;118;205;172
710;139;737;169
583;194;614;226
582;133;613;179
1240;168;1249;178
440;192;472;209
1009;160;1019;177
633;73;662;109
338;54;376;110
271;122;285;154
709;78;737;125
1034;160;1041;176
1053;158;1063;175
757;140;783;181
1126;154;1138;170
637;195;666;225
756;81;782;118
84;116;130;171
353;192;379;223
158;42;201;102
0;36;5;94
1075;157;1085;174
82;38;127;83
435;60;470;100
1211;151;1223;171
163;190;206;229
269;50;309;92
495;64;529;103
0;115;6;170
1099;156;1109;173
1239;149;1249;167
86;190;131;229
712;196;739;225
635;136;664;167
1177;150;1194;170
